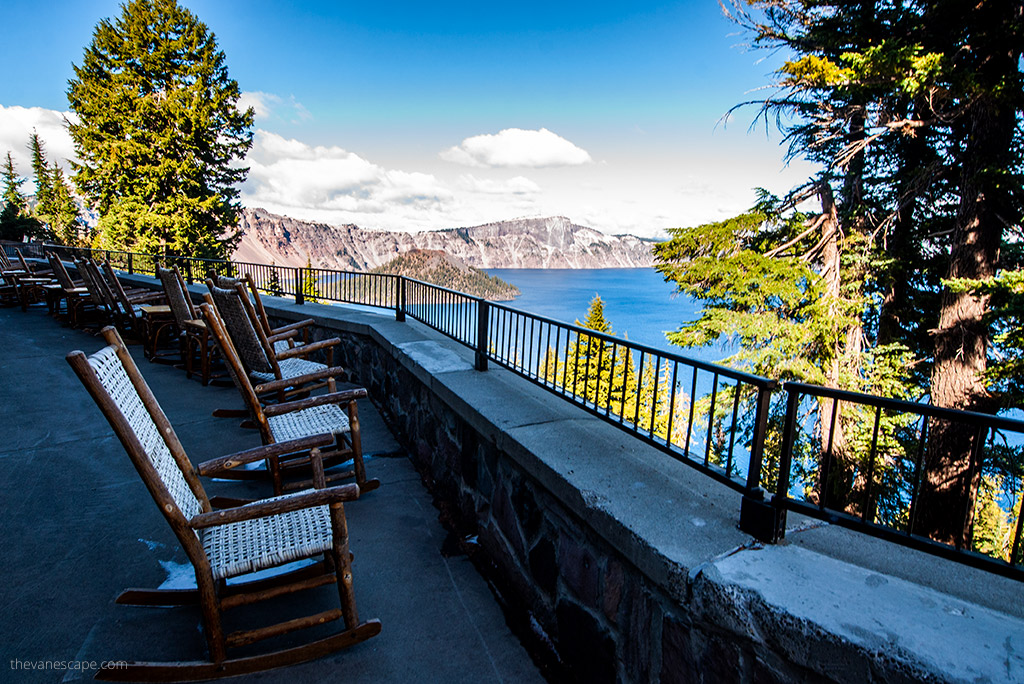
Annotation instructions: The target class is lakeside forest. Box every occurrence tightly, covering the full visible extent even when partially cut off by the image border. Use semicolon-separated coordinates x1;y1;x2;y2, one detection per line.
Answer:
1;0;1022;561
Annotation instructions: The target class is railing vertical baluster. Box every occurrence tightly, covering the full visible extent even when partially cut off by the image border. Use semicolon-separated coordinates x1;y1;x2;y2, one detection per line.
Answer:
958;424;988;551
726;381;741;477
704;373;718;467
634;351;646;427
907;415;930;536
396;276;405;321
684;367;698;456
475;299;489;371
820;397;840;511
665;361;679;447
862;405;883;523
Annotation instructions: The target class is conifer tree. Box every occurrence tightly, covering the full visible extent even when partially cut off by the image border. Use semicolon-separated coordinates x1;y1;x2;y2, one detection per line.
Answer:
48;165;83;246
28;132;53;236
301;256;321;303
267;261;283;296
67;0;253;259
0;152;42;241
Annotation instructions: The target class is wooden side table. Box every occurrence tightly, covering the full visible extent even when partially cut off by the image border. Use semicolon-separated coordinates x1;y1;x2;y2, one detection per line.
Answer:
140;304;176;361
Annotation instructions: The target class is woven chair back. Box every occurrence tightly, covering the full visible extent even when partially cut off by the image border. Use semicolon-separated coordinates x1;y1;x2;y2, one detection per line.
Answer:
82;343;204;522
158;266;196;327
207;283;274;374
0;249;12;269
199;297;270;438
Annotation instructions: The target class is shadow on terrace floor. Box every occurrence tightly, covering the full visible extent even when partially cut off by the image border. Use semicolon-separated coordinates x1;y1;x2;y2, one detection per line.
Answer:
0;304;543;683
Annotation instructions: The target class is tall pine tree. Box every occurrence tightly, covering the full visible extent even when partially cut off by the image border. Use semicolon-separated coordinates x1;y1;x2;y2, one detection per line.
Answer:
0;152;42;241
67;0;253;260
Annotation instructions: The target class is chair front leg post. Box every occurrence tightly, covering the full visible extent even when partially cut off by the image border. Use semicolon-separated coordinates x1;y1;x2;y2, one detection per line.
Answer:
196;571;227;664
329;505;359;630
348;401;366;488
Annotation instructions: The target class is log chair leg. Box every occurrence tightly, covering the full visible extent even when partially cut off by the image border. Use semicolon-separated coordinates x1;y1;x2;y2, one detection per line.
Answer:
196;573;227;665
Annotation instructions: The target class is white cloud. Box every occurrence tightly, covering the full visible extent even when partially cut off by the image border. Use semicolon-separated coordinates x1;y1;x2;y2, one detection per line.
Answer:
242;130;455;228
237;91;280;119
236;92;311;124
458;175;541;195
441;128;592;168
0;104;79;177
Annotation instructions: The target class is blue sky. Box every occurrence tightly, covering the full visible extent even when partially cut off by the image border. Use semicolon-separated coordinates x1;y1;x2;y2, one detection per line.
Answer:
0;0;812;237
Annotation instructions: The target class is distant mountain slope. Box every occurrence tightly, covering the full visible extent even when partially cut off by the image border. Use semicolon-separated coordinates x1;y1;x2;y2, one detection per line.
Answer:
233;208;657;270
371;249;520;301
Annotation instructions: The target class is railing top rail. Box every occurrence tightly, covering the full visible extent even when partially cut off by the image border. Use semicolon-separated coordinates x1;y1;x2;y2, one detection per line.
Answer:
488;298;777;390
783;380;1024;432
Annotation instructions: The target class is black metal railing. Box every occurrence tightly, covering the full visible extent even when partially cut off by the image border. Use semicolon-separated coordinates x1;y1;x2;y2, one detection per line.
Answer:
485;301;779;498
771;382;1024;579
7;239;1022;579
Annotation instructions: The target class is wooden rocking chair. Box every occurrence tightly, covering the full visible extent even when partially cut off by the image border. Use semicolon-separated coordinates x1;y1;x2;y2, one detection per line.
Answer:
66;327;381;681
208;271;313;352
158;266;218;384
201;296;380;497
205;280;342;402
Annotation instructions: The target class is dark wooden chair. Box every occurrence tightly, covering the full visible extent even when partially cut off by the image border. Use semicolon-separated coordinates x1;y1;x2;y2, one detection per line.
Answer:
66;326;380;681
205;280;342;402
46;252;89;321
74;257;116;327
209;271;313;352
158;265;216;381
201;296;379;497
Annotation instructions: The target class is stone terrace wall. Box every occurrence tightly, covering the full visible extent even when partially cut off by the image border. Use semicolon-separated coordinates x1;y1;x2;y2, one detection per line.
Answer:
132;271;1018;684
259;302;1022;684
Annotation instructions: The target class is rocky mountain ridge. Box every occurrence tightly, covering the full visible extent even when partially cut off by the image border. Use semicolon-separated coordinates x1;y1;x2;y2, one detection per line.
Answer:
233;208;657;271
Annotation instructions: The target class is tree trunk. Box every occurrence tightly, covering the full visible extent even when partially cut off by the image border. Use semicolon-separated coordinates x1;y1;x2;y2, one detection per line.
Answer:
917;100;1016;544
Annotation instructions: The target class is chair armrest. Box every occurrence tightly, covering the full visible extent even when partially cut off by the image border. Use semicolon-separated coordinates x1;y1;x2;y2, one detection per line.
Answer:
267;330;298;344
128;292;165;304
262;388;369;417
189;484;360;529
254;366;348;394
275;337;340;360
270;319;315;335
197;433;336;474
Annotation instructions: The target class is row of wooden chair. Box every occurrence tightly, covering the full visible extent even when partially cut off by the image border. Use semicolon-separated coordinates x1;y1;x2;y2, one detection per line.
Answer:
63;263;382;679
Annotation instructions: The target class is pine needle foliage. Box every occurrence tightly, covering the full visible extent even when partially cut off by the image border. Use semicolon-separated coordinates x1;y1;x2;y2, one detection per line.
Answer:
67;0;253;260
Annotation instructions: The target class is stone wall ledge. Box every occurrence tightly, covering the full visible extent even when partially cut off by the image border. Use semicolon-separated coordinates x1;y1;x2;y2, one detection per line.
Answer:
129;271;1023;682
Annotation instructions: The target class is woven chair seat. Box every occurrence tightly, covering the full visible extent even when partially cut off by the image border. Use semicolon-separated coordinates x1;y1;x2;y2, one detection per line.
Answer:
200;497;333;580
250;356;325;384
267;403;351;442
273;339;292;354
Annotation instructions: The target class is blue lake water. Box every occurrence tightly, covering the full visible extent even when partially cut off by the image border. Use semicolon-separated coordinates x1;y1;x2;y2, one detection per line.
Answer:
485;268;731;365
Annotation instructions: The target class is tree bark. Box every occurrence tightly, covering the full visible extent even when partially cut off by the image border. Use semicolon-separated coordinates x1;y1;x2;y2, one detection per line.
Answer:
917;68;1018;544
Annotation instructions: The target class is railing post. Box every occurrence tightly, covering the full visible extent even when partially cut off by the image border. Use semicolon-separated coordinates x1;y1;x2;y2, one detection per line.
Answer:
127;252;134;274
294;267;304;305
395;276;406;321
475;299;489;371
186;260;194;284
739;381;786;543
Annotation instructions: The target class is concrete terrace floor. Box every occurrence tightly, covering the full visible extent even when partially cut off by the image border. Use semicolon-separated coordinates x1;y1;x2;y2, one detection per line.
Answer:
0;304;544;683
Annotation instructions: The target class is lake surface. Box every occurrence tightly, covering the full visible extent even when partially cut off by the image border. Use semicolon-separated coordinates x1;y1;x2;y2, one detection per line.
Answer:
485;268;731;364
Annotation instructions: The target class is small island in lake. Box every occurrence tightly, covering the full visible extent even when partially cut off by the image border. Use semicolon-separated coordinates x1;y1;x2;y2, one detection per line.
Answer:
372;249;520;301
